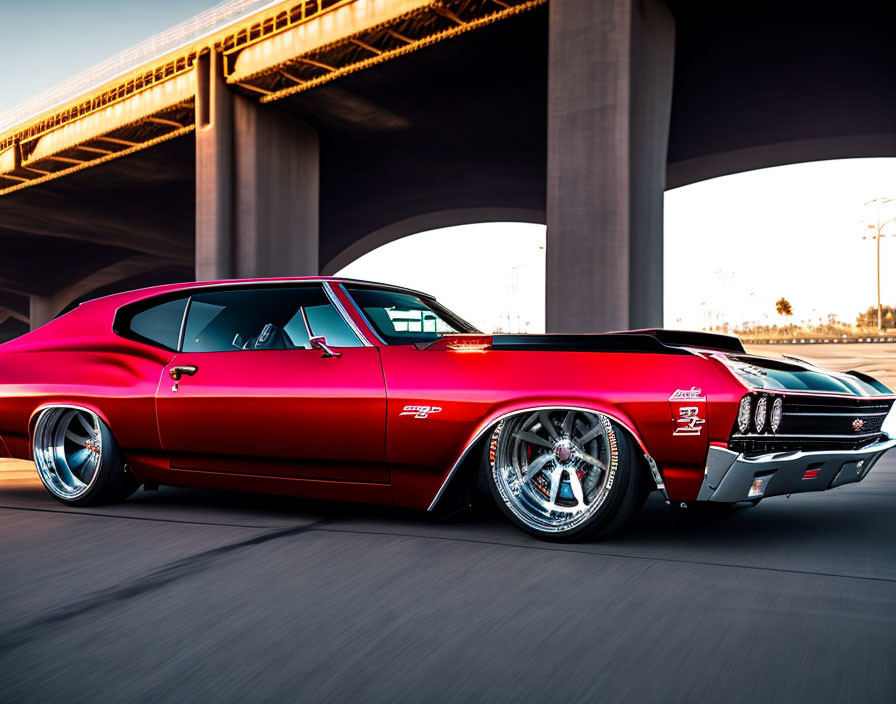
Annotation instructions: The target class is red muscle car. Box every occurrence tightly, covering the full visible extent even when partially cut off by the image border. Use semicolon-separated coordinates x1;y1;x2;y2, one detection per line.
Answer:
1;277;893;539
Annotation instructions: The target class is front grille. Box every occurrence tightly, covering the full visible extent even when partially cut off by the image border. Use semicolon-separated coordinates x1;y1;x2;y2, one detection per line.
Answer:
782;413;886;435
729;394;893;455
782;398;893;414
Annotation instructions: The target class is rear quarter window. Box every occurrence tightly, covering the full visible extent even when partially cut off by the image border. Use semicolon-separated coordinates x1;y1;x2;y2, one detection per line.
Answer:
120;297;189;350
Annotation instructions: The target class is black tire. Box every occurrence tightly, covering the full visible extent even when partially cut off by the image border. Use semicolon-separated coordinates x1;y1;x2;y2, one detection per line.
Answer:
33;408;138;506
599;443;651;536
486;411;646;541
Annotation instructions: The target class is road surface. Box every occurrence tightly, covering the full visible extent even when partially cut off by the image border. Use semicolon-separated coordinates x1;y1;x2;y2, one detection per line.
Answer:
1;456;894;703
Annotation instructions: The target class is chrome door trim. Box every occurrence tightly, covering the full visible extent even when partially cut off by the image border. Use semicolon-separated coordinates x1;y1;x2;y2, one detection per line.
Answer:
336;283;387;345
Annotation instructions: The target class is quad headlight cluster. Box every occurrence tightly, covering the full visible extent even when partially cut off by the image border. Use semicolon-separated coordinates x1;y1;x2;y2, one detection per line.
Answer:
737;394;783;434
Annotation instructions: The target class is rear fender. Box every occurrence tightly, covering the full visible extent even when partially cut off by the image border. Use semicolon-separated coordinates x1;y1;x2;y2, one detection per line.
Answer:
28;402;114;448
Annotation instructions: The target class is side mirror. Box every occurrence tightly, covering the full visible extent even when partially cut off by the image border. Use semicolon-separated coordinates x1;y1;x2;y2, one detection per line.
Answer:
310;336;341;358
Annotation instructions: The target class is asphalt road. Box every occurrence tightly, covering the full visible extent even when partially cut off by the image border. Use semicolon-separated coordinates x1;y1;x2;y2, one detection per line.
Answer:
1;456;895;703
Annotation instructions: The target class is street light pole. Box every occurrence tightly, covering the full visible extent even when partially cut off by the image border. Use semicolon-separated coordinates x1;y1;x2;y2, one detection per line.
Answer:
863;198;896;332
879;213;883;330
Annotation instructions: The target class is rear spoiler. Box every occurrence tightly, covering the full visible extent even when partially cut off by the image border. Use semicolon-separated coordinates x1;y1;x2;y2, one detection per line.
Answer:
618;329;745;354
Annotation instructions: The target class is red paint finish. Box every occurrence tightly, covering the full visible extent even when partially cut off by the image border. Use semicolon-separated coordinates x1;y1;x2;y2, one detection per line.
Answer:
0;276;774;510
381;345;713;506
156;347;387;482
129;450;393;505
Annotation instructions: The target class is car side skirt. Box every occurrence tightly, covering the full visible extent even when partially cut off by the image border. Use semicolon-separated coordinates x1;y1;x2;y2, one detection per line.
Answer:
128;452;394;506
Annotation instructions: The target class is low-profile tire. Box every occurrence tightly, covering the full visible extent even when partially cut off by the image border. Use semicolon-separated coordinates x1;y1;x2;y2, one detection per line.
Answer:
486;409;643;541
33;407;138;506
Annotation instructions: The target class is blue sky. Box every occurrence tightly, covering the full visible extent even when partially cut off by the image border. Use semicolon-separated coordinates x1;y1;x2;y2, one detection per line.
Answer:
0;0;215;113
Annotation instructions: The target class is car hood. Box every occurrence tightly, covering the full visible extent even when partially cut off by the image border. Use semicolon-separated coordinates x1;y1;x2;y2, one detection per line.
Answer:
710;353;894;397
422;332;893;398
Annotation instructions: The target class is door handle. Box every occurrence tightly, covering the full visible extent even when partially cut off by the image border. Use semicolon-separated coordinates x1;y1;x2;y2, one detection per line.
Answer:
169;365;198;381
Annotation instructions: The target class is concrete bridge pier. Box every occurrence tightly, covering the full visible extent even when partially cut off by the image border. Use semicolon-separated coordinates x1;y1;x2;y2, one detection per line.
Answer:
547;0;674;333
196;52;319;282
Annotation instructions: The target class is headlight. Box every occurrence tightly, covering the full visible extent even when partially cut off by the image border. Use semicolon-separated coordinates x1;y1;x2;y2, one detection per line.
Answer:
737;396;752;434
754;395;768;433
770;396;783;433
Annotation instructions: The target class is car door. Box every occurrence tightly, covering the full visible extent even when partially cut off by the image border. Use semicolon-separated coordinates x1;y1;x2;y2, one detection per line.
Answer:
155;284;387;483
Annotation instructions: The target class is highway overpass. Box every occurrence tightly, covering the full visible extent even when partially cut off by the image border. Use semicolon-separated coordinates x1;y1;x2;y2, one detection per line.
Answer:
1;0;895;341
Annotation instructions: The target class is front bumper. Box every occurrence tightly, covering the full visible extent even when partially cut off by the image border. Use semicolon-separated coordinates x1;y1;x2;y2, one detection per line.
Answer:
696;436;896;502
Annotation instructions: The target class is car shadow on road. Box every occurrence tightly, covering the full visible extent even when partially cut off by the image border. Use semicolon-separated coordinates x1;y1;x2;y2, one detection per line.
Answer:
126;483;878;551
1;475;876;553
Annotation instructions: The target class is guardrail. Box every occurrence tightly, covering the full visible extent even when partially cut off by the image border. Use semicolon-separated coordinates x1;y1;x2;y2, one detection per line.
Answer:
741;336;896;345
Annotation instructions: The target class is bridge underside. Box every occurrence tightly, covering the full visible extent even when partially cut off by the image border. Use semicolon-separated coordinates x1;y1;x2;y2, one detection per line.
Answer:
1;1;895;340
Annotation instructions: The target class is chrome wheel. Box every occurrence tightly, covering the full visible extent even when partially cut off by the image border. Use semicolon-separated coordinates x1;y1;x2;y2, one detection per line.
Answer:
33;408;103;500
490;410;620;534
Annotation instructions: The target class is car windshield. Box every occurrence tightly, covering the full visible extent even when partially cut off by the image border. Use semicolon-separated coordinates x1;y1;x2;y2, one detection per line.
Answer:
345;286;478;345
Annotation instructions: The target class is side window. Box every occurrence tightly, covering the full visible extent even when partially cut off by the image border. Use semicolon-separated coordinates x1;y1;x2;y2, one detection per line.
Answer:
181;286;361;353
124;297;189;350
305;303;363;348
345;287;475;345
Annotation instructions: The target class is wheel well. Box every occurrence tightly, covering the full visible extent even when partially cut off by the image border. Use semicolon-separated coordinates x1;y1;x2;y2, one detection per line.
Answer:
429;408;660;514
29;404;109;439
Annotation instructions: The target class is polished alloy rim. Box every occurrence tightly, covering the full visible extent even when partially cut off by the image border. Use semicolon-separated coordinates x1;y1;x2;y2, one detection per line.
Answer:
33;408;103;500
491;410;619;533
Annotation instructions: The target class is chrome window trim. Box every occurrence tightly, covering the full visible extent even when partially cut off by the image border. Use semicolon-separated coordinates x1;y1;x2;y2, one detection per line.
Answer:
322;281;371;347
336;283;387;345
427;405;658;511
160;277;433;302
176;295;192;353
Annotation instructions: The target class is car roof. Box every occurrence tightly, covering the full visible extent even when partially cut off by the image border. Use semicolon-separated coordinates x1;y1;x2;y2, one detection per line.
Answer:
79;276;435;311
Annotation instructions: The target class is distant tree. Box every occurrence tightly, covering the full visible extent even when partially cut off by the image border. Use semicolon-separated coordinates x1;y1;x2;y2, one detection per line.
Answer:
857;305;896;330
775;297;793;317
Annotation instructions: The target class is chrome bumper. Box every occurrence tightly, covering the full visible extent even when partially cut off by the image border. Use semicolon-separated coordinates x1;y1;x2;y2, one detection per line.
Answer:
696;436;896;503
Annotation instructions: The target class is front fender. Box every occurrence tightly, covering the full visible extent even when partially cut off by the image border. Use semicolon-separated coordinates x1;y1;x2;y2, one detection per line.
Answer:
401;400;654;513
